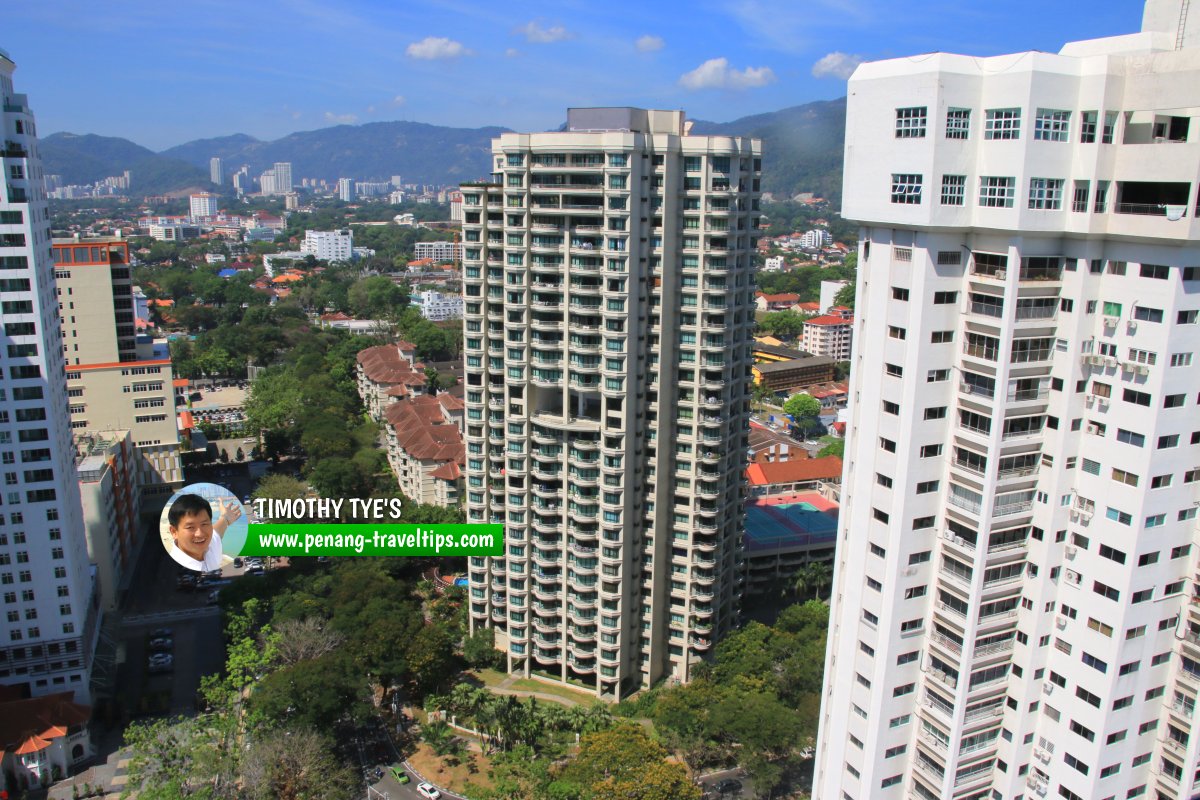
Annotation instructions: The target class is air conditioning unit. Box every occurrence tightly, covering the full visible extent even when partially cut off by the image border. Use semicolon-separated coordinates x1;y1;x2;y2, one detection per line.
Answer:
1102;315;1119;327
1097;396;1110;408
1042;683;1054;695
1087;354;1105;365
960;382;973;394
995;269;1007;280
1066;545;1078;558
1056;616;1067;629
1135;364;1150;375
1070;509;1080;521
1127;320;1138;332
1085;394;1097;405
1120;361;1136;372
1102;356;1118;367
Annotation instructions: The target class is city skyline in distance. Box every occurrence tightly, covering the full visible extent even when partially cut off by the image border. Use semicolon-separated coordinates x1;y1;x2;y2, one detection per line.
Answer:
7;0;1139;151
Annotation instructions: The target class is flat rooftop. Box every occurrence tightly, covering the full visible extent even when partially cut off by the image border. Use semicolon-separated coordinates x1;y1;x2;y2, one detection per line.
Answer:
744;492;839;554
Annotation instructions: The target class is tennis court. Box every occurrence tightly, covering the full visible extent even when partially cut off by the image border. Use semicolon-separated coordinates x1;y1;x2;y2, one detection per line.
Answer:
743;493;839;552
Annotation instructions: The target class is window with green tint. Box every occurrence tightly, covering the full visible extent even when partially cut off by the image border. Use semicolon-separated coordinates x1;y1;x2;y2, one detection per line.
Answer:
1102;301;1122;316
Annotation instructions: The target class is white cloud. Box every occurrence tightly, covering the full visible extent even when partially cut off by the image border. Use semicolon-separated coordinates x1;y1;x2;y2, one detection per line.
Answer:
505;47;521;58
635;34;664;53
366;105;376;114
391;94;407;106
405;36;470;60
324;111;358;124
811;51;864;80
515;21;573;43
678;57;776;90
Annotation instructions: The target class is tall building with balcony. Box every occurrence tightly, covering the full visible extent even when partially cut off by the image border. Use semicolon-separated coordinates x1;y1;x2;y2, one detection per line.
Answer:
0;50;99;703
52;236;183;505
462;108;760;698
816;4;1200;799
209;156;223;185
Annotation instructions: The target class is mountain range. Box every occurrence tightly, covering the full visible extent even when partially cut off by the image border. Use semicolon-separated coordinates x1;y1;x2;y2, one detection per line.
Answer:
40;98;847;200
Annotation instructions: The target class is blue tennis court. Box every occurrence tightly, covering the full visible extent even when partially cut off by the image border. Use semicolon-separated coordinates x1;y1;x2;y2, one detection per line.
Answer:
744;497;838;552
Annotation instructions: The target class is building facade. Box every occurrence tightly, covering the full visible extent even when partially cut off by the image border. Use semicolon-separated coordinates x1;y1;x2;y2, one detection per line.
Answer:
338;177;353;202
301;229;353;261
414;240;464;263
0;51;99;703
817;4;1200;799
189;192;219;219
462;107;760;698
414;289;464;321
52;236;183;504
209;156;222;185
76;431;139;612
801;313;853;360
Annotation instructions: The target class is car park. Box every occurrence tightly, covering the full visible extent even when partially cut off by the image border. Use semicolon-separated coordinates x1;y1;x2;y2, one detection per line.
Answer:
416;783;441;799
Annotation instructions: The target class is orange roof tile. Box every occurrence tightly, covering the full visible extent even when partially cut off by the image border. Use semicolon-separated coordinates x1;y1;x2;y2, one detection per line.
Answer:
804;314;853;327
0;691;90;757
745;456;843;486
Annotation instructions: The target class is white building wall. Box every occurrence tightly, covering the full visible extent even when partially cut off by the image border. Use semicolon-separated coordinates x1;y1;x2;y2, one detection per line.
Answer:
0;54;97;703
818;9;1200;800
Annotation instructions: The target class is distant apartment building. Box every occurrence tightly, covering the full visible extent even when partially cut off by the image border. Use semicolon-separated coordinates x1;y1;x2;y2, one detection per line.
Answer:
801;312;853;360
76;431;140;611
272;161;292;193
0;51;100;703
301;229;353;261
799;228;832;249
147;223;201;241
52;236;183;504
356;342;426;420
413;240;463;262
356;180;391;197
209;156;223;185
382;394;464;507
337;177;353;202
189;192;219;219
413;289;463;321
763;255;785;271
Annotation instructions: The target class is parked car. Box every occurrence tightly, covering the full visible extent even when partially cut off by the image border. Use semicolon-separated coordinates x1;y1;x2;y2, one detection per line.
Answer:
714;779;742;795
148;637;173;651
207;590;221;605
389;765;409;784
233;557;243;568
150;627;173;638
416;783;441;799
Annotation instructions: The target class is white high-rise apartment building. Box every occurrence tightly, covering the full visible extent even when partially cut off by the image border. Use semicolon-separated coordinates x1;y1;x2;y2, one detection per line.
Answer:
462;108;760;698
272;161;292;193
818;4;1200;799
413;240;464;262
0;51;98;703
300;229;353;262
209;156;223;185
189;192;219;219
338;177;353;202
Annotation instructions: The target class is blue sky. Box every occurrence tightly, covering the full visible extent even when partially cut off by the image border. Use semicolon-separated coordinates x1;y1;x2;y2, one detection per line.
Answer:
7;0;1139;151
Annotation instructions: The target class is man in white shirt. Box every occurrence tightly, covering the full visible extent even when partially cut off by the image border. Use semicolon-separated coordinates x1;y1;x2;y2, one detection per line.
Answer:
166;493;241;572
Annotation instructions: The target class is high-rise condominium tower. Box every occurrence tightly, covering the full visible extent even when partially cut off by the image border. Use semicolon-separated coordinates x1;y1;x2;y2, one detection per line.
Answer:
462;108;760;698
817;3;1200;798
209;156;223;185
0;50;97;702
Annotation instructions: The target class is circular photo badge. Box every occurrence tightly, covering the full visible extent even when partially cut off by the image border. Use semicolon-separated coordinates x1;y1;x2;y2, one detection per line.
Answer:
159;483;249;572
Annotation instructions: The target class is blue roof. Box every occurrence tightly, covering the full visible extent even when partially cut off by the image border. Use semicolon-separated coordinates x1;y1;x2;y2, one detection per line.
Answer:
217;268;238;278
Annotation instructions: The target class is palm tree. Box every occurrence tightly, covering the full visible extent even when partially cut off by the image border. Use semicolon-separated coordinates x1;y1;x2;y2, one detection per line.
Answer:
794;561;833;600
811;561;833;599
421;719;455;755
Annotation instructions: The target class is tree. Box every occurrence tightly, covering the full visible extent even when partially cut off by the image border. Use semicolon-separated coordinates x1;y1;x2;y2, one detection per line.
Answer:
235;447;245;461
782;392;821;434
249;652;366;730
274;617;344;666
817;437;844;458
560;724;697;800
242;727;356;800
757;310;807;338
347;275;406;319
833;280;856;310
463;626;502;669
254;475;309;509
121;716;239;799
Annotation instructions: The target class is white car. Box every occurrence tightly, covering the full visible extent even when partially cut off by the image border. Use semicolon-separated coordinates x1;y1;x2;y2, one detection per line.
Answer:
416;783;441;799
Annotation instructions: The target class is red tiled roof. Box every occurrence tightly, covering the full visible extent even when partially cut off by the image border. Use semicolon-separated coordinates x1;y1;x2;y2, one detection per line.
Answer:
357;344;427;386
805;314;853;327
430;461;462;480
383;396;464;464
437;393;465;411
0;691;90;757
757;292;801;303
320;312;352;322
745;456;843;486
172;378;189;388
795;301;820;312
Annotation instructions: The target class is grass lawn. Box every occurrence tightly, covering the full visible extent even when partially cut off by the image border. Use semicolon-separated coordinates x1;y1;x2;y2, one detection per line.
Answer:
408;742;494;796
464;669;602;707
